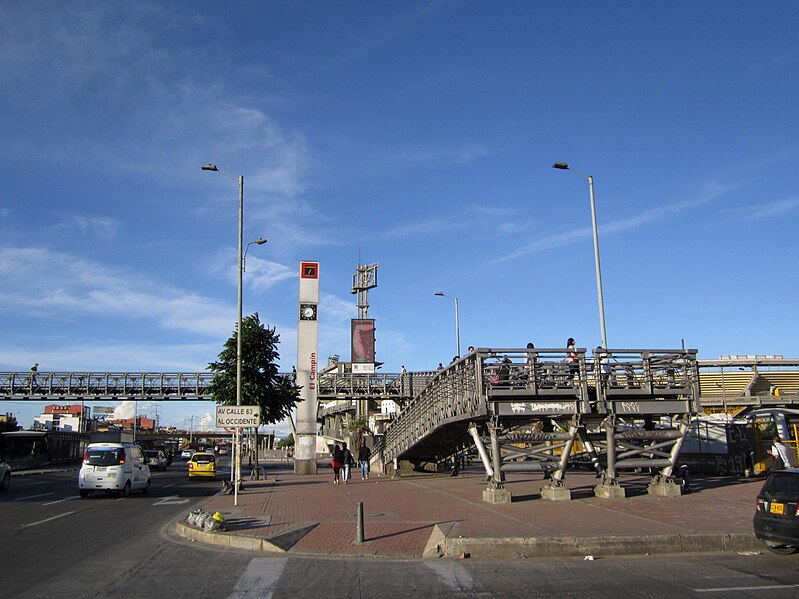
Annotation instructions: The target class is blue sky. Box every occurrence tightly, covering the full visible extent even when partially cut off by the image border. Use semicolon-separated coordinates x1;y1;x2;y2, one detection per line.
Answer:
2;1;799;433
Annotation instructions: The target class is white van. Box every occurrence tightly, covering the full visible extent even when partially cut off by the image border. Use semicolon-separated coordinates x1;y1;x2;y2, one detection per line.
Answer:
79;442;151;498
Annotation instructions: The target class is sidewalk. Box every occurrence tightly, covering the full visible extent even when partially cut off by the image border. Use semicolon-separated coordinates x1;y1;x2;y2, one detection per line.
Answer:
176;464;765;559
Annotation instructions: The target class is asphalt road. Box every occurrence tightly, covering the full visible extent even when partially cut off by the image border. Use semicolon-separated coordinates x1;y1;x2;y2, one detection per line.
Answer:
2;462;799;598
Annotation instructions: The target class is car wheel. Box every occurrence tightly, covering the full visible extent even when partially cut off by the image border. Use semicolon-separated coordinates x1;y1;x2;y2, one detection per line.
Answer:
0;472;10;491
120;481;131;498
79;489;89;498
142;479;151;494
763;540;798;555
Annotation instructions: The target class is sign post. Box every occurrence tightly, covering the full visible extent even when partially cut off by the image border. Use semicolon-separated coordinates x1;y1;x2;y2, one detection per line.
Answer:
216;405;260;505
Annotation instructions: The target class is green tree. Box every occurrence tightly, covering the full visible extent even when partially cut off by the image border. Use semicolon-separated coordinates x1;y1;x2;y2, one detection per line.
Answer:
0;414;19;433
276;434;294;449
208;312;301;425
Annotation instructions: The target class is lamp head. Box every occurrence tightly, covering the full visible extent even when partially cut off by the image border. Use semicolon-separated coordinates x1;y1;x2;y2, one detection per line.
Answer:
434;292;444;296
201;164;219;171
552;162;569;170
254;238;267;245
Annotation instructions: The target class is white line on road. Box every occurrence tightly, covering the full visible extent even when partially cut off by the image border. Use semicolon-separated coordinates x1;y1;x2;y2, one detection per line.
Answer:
15;492;55;501
227;557;288;599
425;561;483;593
22;511;76;528
42;496;80;506
153;495;190;506
695;584;799;592
164;483;176;488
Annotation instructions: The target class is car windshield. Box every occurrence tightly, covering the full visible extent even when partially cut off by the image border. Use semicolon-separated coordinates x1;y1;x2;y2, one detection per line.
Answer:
144;451;158;459
86;449;123;466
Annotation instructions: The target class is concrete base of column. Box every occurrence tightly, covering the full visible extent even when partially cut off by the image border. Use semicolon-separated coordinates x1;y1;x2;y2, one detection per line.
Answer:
294;459;317;475
540;483;572;501
396;459;437;475
482;487;512;504
594;481;626;499
648;479;683;497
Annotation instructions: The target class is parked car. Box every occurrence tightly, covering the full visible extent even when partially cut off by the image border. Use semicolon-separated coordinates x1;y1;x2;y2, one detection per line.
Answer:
143;449;168;471
753;468;799;554
188;451;216;479
0;457;10;491
79;442;151;498
180;449;196;461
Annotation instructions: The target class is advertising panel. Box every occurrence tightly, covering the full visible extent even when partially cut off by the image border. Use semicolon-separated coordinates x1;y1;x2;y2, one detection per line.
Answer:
351;319;375;363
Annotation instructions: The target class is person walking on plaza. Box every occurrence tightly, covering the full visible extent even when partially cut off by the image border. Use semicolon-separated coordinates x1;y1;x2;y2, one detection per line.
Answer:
331;443;343;484
358;443;371;480
769;436;791;470
341;442;355;484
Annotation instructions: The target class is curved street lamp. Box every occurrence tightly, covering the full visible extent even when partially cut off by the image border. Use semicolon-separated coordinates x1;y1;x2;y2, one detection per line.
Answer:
435;291;460;358
552;162;608;349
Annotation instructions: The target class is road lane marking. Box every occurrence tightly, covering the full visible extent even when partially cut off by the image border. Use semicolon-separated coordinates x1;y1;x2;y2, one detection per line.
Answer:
153;495;190;506
22;511;76;528
164;483;176;488
42;496;80;506
695;584;799;592
227;557;288;599
15;492;55;501
425;561;483;593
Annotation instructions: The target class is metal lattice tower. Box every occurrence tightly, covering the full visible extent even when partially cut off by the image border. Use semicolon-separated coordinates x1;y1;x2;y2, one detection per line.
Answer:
351;262;378;318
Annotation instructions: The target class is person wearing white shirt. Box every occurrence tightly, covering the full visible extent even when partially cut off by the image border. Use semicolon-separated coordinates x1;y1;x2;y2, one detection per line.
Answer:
769;436;791;470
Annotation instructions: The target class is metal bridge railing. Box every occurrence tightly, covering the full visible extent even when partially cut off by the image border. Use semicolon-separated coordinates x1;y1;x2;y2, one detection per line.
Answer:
0;372;217;399
381;352;488;463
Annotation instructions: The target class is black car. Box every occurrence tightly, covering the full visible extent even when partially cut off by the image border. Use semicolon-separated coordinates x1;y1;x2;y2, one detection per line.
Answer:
753;468;799;554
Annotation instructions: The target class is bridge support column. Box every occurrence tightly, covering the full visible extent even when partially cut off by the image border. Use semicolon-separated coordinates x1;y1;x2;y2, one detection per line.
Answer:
647;473;683;497
468;423;493;480
483;421;511;504
541;422;578;501
594;416;625;499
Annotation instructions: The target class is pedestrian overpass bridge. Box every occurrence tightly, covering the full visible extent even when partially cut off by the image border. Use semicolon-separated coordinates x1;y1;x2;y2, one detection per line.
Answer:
5;350;799;501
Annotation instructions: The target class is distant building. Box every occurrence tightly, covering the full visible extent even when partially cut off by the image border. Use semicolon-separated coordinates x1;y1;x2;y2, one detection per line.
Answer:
33;403;91;433
109;416;156;432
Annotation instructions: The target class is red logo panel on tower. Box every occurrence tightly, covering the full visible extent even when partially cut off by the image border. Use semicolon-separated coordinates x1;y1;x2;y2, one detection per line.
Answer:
301;262;318;279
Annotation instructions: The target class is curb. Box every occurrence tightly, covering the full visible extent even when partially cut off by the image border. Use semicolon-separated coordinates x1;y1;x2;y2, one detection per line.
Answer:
175;514;763;559
443;532;763;559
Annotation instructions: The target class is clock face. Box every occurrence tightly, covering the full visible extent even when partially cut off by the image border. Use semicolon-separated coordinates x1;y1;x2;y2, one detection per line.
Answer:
299;303;317;321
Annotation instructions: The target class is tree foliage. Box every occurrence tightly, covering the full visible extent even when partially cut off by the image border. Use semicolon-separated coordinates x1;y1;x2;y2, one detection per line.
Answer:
0;414;19;433
276;434;294;448
208;312;301;426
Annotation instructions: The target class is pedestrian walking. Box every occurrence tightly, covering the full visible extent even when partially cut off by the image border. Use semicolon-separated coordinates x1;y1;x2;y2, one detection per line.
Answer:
341;442;355;484
331;443;343;484
358;443;371;480
29;363;38;386
566;338;579;380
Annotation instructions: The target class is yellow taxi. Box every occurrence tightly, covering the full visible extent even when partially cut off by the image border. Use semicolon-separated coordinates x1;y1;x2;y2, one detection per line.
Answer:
188;451;216;479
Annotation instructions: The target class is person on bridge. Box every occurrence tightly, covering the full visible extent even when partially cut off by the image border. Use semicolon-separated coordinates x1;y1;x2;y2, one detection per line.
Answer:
358;443;371;480
566;338;579;380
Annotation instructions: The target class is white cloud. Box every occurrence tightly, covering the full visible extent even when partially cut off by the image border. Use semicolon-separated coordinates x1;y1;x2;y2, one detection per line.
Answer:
725;195;799;220
320;292;357;323
494;181;733;262
57;215;121;240
0;246;234;337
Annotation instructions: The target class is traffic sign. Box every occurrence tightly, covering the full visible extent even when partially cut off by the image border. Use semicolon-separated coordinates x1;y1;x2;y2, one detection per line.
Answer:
216;405;260;428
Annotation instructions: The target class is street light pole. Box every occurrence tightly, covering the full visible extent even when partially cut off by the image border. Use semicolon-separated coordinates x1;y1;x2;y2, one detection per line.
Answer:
435;292;461;357
552;163;608;349
202;163;265;506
